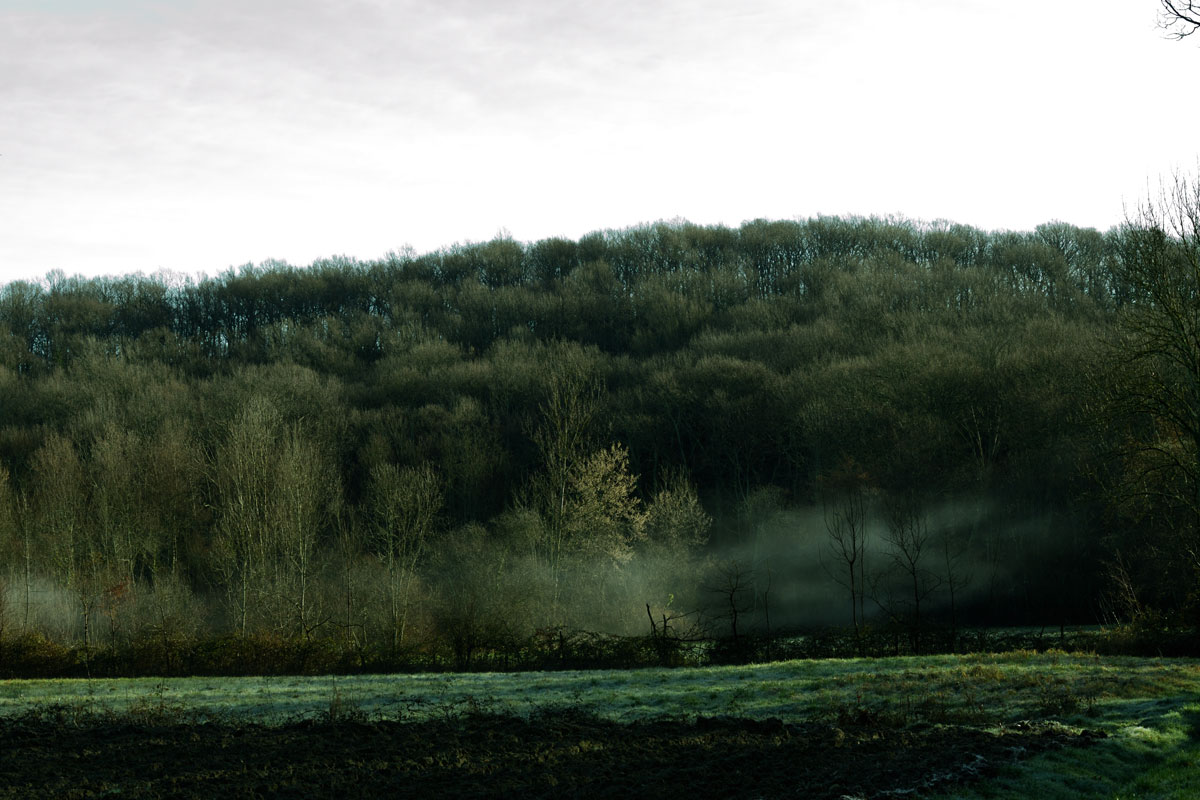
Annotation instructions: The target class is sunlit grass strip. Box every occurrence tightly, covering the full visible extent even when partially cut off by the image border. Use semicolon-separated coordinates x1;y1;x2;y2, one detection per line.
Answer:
927;699;1200;800
1;651;1197;727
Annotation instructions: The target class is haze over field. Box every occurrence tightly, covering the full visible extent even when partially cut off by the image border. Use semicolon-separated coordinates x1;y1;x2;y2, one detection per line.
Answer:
2;0;1198;283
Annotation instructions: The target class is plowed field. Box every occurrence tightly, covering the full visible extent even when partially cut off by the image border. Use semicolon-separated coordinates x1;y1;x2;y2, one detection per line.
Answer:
0;712;1101;799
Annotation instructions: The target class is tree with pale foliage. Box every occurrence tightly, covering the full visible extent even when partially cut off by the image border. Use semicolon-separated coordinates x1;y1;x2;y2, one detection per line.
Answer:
643;472;711;553
563;443;646;568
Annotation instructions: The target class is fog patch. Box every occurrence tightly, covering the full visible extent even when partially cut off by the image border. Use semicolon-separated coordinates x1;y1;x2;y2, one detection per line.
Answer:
0;573;81;641
696;495;1075;631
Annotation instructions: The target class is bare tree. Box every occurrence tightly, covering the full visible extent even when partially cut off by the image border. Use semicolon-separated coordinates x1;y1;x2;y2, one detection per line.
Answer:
1092;170;1200;618
739;485;784;617
9;489;33;632
939;525;973;650
212;396;280;637
527;365;601;615
368;462;442;651
0;467;14;642
1106;173;1200;568
706;560;755;643
273;425;338;641
31;434;98;648
880;493;941;654
645;600;703;666
333;506;368;660
820;460;871;639
1160;1;1200;39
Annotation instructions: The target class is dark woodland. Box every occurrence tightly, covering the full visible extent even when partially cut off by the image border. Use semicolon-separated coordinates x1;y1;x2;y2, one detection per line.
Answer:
1;193;1199;674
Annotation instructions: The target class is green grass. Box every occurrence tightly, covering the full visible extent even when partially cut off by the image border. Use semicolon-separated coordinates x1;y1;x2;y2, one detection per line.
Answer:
925;695;1200;799
3;650;1198;796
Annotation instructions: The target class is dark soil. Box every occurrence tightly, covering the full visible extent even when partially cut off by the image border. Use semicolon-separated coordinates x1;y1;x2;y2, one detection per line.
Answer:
0;711;1103;799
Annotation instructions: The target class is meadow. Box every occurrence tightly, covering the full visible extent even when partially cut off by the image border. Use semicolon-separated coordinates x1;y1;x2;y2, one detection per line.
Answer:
2;650;1198;798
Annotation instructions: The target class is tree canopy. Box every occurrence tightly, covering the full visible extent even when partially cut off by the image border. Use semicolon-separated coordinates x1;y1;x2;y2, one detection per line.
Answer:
0;213;1194;672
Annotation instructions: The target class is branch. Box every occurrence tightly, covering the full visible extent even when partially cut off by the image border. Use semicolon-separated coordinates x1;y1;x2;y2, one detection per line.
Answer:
1160;1;1200;39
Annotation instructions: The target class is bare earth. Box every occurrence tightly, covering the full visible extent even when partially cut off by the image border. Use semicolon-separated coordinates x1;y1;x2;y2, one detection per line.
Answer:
0;711;1102;799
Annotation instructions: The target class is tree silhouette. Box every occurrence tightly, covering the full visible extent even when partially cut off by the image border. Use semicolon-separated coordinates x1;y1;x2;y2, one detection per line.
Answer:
1160;1;1200;39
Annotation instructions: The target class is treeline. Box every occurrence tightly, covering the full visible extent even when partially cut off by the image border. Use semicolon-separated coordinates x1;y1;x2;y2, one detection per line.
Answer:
0;216;1190;673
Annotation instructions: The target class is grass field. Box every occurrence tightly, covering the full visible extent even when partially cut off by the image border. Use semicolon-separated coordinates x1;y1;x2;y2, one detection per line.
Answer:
2;651;1198;798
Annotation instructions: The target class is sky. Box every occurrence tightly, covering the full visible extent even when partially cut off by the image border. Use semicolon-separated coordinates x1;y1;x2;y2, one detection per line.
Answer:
1;0;1197;284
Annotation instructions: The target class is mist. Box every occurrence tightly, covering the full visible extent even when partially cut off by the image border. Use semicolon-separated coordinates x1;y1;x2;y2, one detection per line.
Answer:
685;495;1090;635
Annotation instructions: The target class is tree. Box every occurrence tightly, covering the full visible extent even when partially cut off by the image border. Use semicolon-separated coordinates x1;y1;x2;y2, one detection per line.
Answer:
552;442;646;628
526;362;601;614
138;420;204;580
563;443;646;568
640;472;710;649
0;473;34;634
1160;1;1200;39
705;559;756;644
0;466;16;639
429;524;524;670
90;424;157;642
1102;172;1200;612
272;424;339;641
643;471;711;554
30;434;104;650
878;492;941;654
212;397;341;639
718;484;781;632
367;462;442;651
211;396;280;637
938;523;973;649
821;462;870;639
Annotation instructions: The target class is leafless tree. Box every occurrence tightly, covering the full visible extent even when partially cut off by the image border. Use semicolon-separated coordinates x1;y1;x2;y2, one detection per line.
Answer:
880;493;942;654
0;467;18;636
527;365;601;615
212;397;279;637
273;424;337;641
645;601;703;666
939;526;973;649
706;560;755;643
1160;1;1200;39
1100;170;1200;604
823;485;868;638
368;462;442;651
739;485;784;617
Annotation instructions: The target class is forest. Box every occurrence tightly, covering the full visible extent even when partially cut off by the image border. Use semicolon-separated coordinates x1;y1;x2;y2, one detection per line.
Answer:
0;198;1198;675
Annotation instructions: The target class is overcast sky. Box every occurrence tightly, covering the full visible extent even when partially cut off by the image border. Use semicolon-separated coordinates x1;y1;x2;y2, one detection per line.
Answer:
1;0;1197;284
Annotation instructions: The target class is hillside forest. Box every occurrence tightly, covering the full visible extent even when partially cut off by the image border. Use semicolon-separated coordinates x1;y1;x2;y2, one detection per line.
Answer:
1;191;1198;673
